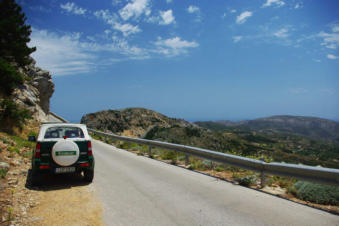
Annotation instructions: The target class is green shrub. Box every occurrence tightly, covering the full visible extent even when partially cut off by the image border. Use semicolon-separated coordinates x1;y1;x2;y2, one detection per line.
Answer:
28;131;38;138
234;175;256;187
0;58;25;95
0;168;8;178
0;57;24;95
8;146;19;154
190;159;204;170
0;136;10;144
215;165;225;172
202;160;214;169
294;181;339;205
23;150;32;158
10;135;34;149
0;98;32;130
232;172;256;187
160;150;177;164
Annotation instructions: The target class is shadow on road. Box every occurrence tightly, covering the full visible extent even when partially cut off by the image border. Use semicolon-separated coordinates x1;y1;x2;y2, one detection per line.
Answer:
25;169;91;191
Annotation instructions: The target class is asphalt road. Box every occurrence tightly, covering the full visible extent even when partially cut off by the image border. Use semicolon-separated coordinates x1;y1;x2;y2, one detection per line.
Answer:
92;140;339;226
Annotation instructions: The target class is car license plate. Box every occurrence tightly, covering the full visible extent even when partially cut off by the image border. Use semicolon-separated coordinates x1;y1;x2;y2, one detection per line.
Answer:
55;167;75;173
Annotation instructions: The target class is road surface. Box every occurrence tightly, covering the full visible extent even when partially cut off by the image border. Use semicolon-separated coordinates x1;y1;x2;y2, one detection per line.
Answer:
92;140;339;226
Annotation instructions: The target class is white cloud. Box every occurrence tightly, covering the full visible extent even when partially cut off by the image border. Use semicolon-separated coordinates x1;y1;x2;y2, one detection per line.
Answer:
29;28;148;76
318;31;339;49
233;36;242;43
113;23;141;37
154;37;198;56
112;0;122;5
294;3;303;9
94;10;117;24
119;0;150;21
262;0;285;8
166;0;172;3
327;54;337;60
60;2;87;15
331;24;339;33
94;10;140;36
236;11;253;24
274;28;289;38
29;29;94;76
187;5;199;13
187;5;201;22
231;9;237;13
159;9;175;25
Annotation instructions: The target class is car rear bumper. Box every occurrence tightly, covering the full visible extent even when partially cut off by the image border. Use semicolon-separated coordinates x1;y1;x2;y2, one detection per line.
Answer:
32;158;94;174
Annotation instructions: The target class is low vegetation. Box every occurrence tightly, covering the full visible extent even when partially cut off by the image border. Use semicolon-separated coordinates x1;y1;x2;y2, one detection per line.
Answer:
145;125;339;169
0;131;36;223
292;181;339;205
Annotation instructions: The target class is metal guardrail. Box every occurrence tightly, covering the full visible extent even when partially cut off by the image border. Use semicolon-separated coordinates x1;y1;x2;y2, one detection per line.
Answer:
88;128;339;187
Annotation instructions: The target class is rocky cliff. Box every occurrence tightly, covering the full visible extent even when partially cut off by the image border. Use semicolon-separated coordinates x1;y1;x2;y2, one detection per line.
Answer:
12;57;54;122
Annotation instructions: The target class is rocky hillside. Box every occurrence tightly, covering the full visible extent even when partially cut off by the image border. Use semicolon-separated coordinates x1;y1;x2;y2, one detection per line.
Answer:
196;115;339;142
12;57;54;122
81;108;195;137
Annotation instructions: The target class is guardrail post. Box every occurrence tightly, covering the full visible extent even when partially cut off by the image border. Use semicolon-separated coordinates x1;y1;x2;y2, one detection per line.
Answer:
148;146;152;158
185;154;189;166
261;171;266;188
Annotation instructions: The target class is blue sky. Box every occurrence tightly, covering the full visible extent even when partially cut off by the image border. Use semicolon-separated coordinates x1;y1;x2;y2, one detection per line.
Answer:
20;0;338;122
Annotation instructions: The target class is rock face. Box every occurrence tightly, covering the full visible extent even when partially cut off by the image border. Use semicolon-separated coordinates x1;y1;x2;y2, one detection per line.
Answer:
81;108;195;137
12;57;54;122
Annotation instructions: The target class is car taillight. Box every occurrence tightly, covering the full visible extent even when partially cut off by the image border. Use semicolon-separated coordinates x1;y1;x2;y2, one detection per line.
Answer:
80;162;89;167
88;141;92;156
39;165;50;169
35;143;41;158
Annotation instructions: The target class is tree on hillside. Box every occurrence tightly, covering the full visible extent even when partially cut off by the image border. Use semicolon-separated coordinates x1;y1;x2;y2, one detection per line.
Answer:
0;0;36;66
0;0;34;131
0;0;36;95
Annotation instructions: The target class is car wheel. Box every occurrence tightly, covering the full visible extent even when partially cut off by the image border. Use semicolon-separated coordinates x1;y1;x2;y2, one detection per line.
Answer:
84;169;94;183
31;170;41;186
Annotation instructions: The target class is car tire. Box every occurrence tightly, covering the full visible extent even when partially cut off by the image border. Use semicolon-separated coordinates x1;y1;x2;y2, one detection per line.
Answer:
31;170;41;186
84;169;94;183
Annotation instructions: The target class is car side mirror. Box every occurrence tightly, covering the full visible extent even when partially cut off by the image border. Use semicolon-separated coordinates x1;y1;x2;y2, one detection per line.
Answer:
28;136;36;142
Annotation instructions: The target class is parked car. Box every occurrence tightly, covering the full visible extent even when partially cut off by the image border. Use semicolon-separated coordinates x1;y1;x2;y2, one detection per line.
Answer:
29;123;95;185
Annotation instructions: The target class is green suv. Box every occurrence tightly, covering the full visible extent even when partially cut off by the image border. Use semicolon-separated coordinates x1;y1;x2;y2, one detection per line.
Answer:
29;123;95;185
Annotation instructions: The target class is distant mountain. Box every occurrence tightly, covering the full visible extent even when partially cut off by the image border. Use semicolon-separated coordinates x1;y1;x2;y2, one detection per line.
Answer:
81;108;195;137
196;115;339;142
82;109;339;168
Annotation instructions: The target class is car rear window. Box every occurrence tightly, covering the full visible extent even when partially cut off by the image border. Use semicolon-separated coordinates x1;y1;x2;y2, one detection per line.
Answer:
44;126;85;139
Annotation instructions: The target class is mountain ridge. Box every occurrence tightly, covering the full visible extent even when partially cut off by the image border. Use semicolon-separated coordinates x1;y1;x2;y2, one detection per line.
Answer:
196;115;339;142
